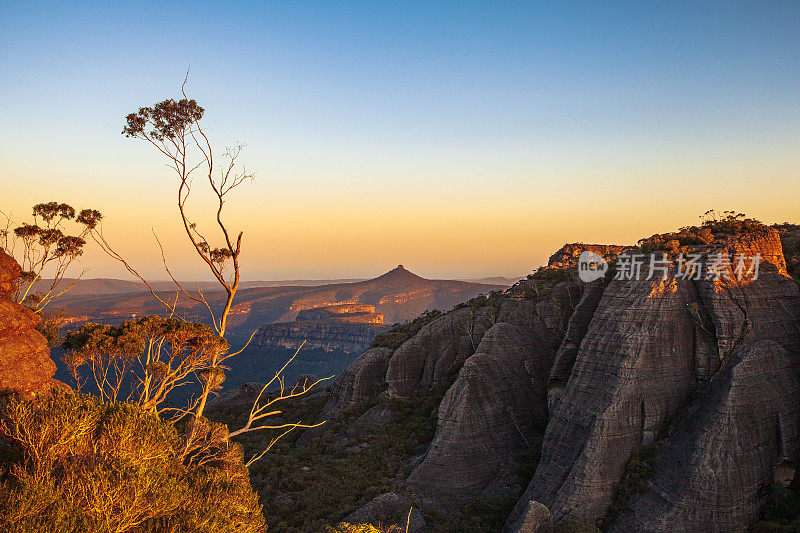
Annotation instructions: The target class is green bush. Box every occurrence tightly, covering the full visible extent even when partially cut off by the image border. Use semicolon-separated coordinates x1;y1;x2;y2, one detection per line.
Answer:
371;310;443;350
215;380;452;532
0;389;265;532
428;498;517;532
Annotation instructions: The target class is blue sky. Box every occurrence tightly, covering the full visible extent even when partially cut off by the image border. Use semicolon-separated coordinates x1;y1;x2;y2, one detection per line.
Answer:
1;1;799;279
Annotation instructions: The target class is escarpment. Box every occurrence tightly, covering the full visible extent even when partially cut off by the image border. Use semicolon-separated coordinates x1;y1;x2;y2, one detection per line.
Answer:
506;224;800;532
254;322;386;354
0;249;61;394
295;221;800;533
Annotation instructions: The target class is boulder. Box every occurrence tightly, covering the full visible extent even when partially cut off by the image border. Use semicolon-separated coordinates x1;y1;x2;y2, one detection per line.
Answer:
517;500;553;533
341;492;425;533
0;248;61;395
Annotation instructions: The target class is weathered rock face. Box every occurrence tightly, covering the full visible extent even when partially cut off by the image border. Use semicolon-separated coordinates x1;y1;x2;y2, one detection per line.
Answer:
547;278;608;411
609;340;800;532
511;265;702;527
406;287;582;515
506;226;800;531
253;321;386;354
0;249;60;394
385;306;496;399
329;347;394;408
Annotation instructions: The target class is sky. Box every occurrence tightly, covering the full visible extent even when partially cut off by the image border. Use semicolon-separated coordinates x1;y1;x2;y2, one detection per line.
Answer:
1;1;799;280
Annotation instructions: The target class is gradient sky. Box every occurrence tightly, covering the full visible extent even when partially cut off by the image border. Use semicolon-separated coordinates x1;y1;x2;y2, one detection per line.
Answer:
1;1;799;280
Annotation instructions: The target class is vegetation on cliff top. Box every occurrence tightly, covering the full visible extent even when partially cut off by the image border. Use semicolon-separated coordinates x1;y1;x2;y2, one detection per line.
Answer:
370;309;444;350
638;210;767;255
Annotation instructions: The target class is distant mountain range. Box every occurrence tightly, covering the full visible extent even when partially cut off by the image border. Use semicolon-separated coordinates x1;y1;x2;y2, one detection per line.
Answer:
50;265;508;332
31;277;368;297
34;273;517;297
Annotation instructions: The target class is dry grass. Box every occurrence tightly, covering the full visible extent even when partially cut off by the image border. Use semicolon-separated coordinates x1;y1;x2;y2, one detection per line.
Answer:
0;388;266;532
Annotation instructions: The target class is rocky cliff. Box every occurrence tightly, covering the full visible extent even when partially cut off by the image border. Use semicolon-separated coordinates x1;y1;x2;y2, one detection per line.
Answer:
506;224;800;532
254;322;387;354
254;303;387;354
291;220;800;532
0;249;61;395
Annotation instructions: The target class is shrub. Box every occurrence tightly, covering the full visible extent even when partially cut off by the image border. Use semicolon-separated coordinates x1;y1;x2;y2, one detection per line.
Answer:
0;389;265;533
428;498;518;532
637;211;767;256
217;379;453;532
371;310;443;350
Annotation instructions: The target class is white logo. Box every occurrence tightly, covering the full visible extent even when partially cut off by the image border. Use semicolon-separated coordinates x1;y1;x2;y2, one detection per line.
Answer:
578;251;608;282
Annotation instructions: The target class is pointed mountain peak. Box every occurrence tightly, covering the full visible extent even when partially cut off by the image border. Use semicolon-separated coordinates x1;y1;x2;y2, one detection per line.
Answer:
373;264;426;285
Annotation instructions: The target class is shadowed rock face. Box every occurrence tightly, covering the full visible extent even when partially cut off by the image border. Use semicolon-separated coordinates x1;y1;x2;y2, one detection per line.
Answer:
385;307;497;399
406;287;581;515
609;340;800;532
506;227;800;531
0;249;60;394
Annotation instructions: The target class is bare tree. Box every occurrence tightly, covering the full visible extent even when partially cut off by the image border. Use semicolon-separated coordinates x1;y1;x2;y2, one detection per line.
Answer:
106;78;327;465
121;80;255;421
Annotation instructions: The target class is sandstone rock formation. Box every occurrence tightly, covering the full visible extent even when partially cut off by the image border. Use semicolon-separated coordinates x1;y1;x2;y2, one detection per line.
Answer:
296;225;800;533
609;339;800;532
405;286;581;515
0;248;61;394
506;225;800;531
385;306;497;399
254;321;386;354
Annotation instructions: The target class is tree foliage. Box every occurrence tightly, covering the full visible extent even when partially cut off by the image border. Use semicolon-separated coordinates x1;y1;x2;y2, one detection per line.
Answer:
1;201;101;311
61;317;228;413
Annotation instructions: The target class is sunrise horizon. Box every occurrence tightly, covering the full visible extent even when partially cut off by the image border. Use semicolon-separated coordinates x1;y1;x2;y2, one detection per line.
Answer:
3;1;799;281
